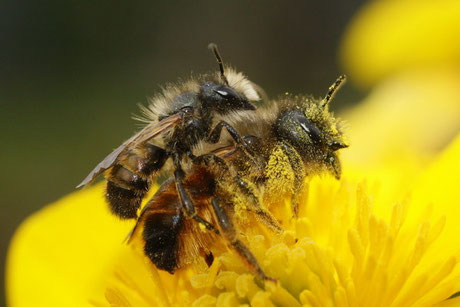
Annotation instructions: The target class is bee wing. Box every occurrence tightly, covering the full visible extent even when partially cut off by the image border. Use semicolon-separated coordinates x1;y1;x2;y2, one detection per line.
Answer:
76;113;182;188
211;144;239;159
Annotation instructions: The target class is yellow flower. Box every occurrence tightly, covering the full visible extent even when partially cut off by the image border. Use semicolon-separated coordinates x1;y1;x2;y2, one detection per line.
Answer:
6;132;460;306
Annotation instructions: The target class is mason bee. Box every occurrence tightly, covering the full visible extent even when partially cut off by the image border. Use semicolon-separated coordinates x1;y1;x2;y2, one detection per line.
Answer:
77;44;261;231
213;75;349;216
127;76;348;280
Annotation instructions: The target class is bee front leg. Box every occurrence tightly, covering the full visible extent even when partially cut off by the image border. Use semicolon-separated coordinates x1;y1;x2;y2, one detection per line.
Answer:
207;121;244;144
233;176;283;233
211;197;273;281
191;153;282;233
280;142;306;217
206;121;260;170
208;120;256;152
173;154;219;234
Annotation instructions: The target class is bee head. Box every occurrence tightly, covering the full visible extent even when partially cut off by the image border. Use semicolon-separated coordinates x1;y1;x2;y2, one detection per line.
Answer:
200;43;258;114
273;76;348;179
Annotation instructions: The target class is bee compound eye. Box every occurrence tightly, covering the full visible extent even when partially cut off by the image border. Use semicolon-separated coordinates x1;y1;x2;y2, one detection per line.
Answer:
299;121;322;145
275;109;325;152
291;111;322;145
216;90;229;97
200;82;254;112
214;86;240;101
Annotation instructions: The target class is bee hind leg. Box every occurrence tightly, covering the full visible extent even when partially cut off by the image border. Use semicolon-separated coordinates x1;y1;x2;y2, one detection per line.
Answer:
173;154;219;234
211;197;274;281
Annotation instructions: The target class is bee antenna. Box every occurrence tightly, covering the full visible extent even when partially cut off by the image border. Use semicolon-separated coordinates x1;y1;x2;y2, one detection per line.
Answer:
208;43;229;86
321;75;346;108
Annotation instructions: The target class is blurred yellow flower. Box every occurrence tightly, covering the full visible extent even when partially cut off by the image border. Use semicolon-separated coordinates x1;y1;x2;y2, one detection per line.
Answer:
340;0;460;197
340;0;460;89
340;0;460;168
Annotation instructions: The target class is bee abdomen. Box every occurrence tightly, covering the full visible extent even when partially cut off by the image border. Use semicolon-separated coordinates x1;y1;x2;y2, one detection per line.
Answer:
110;165;149;191
106;181;144;219
122;144;168;178
106;165;150;219
143;210;183;274
105;145;168;220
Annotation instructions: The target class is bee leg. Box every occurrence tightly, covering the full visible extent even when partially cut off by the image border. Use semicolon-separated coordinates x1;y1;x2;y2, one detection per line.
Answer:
207;121;243;143
192;153;229;172
211;197;274;281
173;154;219;234
207;121;260;169
208;120;255;151
233;176;283;233
280;142;306;217
191;154;282;232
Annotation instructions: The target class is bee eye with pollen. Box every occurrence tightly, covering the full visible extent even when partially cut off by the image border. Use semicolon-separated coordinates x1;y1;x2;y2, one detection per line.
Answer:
274;109;324;151
293;111;323;145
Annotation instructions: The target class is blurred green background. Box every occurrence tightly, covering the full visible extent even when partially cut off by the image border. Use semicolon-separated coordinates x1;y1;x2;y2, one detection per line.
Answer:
1;0;366;304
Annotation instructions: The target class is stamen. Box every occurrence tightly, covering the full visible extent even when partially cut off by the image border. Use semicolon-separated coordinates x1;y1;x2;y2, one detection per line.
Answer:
98;177;458;307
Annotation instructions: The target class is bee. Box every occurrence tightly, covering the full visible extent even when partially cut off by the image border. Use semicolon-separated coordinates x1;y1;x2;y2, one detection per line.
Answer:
207;75;349;218
127;138;278;280
127;75;348;280
77;44;261;231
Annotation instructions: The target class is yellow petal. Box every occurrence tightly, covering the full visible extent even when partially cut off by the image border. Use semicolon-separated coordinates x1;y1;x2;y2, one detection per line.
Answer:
6;184;134;307
342;70;460;169
436;296;460;307
411;133;460;265
340;0;460;88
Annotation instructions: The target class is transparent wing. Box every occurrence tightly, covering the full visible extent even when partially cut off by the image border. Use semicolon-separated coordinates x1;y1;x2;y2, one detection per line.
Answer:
76;113;182;188
210;144;239;159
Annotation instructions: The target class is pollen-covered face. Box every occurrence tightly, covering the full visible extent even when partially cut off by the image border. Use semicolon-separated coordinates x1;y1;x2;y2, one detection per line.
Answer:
273;96;348;179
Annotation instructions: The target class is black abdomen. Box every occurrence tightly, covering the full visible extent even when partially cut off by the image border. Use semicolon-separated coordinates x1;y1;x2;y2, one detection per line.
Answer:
106;180;146;219
105;144;168;219
143;210;183;274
